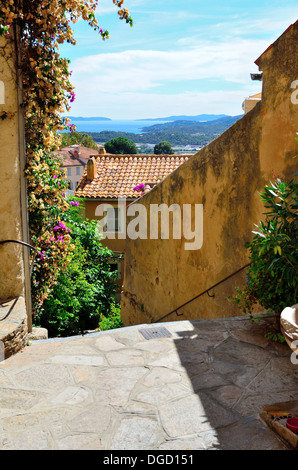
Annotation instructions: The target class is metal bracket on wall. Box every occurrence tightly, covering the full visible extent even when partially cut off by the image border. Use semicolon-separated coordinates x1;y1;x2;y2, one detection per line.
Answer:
0;297;19;322
0;240;37;277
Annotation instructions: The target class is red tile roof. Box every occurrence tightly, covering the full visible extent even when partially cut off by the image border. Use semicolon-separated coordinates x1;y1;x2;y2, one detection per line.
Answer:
75;154;190;199
55;145;99;167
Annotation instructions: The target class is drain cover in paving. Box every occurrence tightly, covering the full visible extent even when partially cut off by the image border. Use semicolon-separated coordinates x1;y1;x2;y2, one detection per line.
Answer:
139;327;172;340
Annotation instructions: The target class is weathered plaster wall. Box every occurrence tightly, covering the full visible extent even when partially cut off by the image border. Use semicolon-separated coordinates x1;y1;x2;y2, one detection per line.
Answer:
0;35;25;300
85;199;134;292
121;22;298;326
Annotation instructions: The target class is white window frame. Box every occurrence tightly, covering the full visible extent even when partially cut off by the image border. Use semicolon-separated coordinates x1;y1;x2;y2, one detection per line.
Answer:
109;260;122;280
95;199;127;239
104;206;123;233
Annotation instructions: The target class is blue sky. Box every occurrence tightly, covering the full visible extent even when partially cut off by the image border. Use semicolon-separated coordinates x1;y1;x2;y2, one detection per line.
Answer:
60;0;298;119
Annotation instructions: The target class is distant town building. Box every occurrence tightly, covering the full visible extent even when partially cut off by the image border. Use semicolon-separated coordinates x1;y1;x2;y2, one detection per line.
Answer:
56;144;101;193
242;92;262;114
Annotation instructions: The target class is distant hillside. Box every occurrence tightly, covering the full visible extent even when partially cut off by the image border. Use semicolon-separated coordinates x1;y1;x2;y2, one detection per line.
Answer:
66;116;111;121
87;115;242;147
141;115;242;133
137;114;229;122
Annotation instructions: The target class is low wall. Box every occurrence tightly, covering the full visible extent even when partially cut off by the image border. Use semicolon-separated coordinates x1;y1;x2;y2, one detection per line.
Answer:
0;297;28;359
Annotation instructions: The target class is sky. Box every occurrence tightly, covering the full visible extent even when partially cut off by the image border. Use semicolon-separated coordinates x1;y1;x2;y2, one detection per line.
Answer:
59;0;298;120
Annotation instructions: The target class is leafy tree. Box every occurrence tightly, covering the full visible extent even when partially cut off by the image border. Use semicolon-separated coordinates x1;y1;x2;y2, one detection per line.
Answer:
60;131;99;151
154;141;173;155
104;137;138;154
234;176;298;334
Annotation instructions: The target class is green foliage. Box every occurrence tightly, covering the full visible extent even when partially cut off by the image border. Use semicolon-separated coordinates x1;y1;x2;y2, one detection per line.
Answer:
234;176;298;320
104;136;138;154
104;137;138;154
89;130;211;147
34;199;119;337
98;304;123;331
154;141;173;155
87;115;241;147
138;144;154;154
60;131;99;150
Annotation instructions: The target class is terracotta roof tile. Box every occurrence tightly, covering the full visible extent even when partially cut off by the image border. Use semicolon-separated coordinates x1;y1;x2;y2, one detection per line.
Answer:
55;145;99;167
75;154;191;199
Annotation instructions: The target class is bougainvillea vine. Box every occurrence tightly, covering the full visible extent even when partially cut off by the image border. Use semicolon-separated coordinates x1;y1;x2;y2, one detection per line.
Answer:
0;0;133;313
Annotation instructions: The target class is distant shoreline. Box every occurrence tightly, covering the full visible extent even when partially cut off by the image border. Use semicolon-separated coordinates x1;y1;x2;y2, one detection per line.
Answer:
66;113;233;123
66;116;112;121
63;115;242;146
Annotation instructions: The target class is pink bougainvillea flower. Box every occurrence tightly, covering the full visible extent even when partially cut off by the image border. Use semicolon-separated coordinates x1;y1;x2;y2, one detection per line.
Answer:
59;222;71;232
133;184;145;192
54;222;71;232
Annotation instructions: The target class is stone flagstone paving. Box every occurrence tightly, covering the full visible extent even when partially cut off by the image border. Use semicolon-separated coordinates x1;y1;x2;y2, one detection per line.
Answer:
0;316;297;450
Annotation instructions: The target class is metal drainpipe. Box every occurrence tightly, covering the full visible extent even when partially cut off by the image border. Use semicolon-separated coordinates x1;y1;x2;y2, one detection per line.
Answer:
14;17;33;332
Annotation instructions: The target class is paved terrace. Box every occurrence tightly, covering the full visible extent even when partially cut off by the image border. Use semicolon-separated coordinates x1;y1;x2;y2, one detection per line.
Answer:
0;315;297;450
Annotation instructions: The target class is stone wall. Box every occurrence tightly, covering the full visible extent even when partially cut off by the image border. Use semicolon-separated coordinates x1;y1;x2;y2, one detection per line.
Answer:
0;297;28;359
0;32;29;355
0;34;26;300
121;22;298;326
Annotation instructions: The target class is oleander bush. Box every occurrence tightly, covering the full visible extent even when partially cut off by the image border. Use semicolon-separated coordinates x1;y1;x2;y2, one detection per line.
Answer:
234;176;298;333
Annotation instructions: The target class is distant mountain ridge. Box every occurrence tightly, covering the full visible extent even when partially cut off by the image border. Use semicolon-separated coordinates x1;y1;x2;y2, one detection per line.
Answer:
66;116;112;121
137;114;229;122
66;114;231;123
140;115;242;133
87;114;242;148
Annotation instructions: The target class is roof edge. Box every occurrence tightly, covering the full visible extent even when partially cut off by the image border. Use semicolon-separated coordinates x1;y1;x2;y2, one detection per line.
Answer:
255;21;297;66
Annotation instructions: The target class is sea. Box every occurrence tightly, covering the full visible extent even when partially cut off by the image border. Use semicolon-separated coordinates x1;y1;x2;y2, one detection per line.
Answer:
67;119;170;134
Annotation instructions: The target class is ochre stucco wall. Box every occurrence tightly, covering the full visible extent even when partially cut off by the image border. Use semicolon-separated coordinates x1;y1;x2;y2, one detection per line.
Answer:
0;35;26;300
85;199;133;292
121;22;298;326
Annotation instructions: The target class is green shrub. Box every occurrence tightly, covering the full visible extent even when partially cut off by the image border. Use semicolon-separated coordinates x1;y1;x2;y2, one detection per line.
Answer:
34;198;119;336
98;304;123;331
234;176;297;321
59;131;99;151
104;137;138;154
154;141;173;155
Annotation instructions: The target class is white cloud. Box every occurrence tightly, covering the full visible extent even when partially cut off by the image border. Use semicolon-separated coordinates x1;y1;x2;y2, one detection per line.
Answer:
95;0;120;15
65;2;295;118
68;34;268;118
71;38;266;96
68;86;262;120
